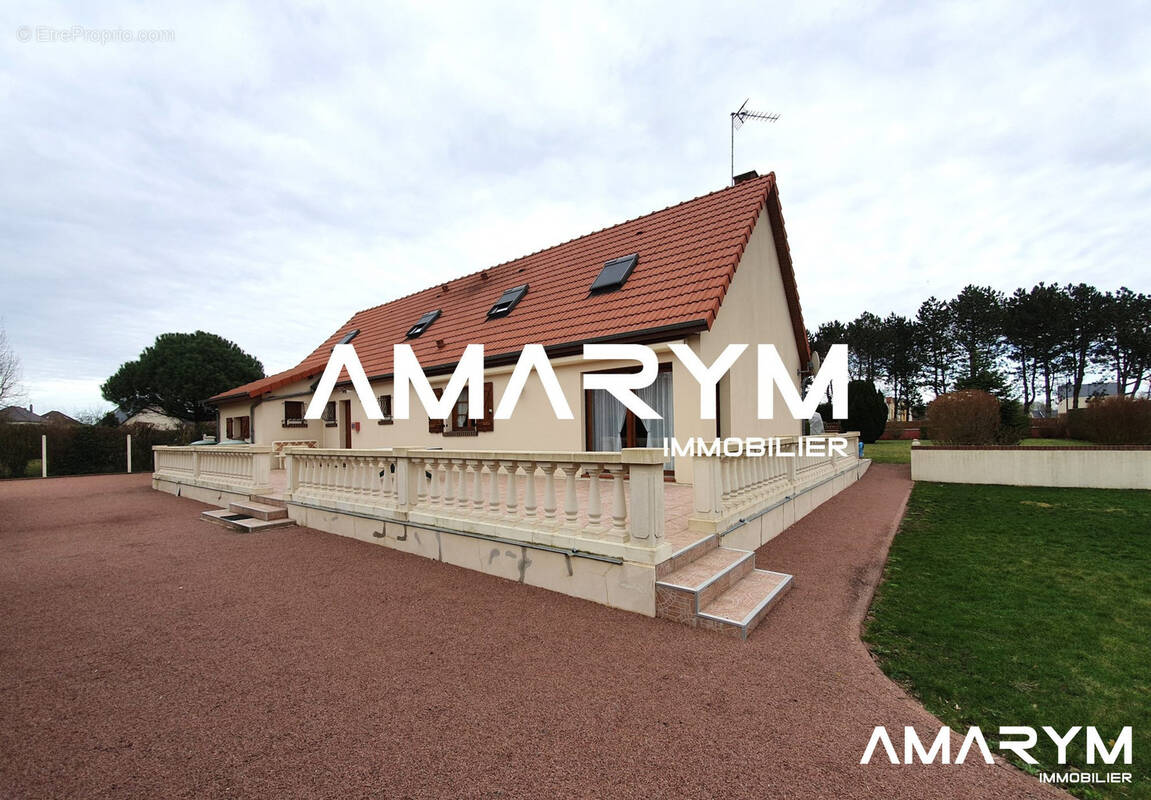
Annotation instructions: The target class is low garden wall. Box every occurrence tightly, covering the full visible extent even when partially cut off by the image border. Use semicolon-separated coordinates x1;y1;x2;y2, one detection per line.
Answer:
910;443;1151;489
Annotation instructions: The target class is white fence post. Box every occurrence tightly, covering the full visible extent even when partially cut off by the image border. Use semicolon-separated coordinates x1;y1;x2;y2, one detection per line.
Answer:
126;434;132;474
621;448;665;545
41;434;47;478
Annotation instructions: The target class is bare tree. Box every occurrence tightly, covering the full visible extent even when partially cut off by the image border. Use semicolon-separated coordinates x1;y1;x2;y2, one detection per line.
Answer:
0;325;24;405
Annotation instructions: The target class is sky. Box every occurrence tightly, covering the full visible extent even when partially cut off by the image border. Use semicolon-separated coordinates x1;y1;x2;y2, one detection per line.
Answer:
2;0;1150;415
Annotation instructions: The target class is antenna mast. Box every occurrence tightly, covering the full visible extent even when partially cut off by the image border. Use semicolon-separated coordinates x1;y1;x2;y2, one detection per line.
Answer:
730;99;780;184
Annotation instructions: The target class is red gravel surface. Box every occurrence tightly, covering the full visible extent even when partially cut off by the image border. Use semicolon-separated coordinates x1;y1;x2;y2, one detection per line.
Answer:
0;468;1064;799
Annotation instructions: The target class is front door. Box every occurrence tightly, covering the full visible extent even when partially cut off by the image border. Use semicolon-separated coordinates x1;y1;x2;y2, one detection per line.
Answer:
341;399;352;449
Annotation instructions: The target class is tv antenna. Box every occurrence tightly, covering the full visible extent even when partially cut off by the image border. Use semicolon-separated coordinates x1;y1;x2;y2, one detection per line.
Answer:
730;99;779;184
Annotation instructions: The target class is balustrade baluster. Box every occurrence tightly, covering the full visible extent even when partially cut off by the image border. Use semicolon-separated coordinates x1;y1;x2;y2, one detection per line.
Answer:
541;463;558;524
504;463;518;516
584;465;602;534
562;464;579;527
522;463;537;519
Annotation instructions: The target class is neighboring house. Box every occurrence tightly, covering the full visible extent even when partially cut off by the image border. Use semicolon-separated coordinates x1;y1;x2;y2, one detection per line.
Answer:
41;410;82;426
1056;381;1117;414
111;406;186;430
209;172;813;484
0;405;46;424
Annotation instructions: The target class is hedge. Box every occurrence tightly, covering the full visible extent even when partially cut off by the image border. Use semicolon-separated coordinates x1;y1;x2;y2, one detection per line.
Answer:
0;423;202;479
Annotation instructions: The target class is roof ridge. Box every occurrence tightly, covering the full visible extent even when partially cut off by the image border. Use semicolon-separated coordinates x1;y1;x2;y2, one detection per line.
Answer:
348;174;777;316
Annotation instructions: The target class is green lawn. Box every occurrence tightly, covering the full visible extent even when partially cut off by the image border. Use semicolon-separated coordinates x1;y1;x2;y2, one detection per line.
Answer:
864;438;1093;464
864;483;1151;799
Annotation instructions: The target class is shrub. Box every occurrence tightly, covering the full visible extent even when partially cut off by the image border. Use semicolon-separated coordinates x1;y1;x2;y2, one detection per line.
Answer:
1029;416;1068;439
846;380;888;444
996;398;1029;445
1066;396;1151;444
927;390;1000;445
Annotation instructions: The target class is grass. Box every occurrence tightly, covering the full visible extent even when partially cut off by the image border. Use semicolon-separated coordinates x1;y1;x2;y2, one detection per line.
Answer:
863;483;1151;799
864;438;1094;464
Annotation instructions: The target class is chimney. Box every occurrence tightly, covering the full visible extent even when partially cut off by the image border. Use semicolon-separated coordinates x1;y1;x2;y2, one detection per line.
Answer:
28;404;33;413
733;169;760;185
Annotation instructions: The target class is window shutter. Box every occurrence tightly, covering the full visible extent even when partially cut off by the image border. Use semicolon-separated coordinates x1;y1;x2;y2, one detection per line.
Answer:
428;387;444;433
477;382;495;432
240;416;251;440
226;418;234;438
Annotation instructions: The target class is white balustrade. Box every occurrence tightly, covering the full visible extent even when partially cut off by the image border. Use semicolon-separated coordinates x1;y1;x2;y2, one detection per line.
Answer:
278;446;668;557
152;445;273;491
691;434;862;531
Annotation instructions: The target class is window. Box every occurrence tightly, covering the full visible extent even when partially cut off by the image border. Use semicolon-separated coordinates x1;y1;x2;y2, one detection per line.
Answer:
430;383;494;435
590;254;638;293
585;364;674;470
406;310;441;338
322;401;337;427
377;394;393;425
226;416;251;440
486;284;528;318
283;400;306;428
338;329;360;345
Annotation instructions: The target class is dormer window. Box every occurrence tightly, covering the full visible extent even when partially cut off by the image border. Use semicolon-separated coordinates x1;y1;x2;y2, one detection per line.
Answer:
487;284;528;318
406;310;441;338
590;254;638;293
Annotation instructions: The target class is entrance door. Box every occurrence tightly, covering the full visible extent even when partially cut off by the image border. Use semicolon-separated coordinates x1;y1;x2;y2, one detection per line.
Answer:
341;400;352;449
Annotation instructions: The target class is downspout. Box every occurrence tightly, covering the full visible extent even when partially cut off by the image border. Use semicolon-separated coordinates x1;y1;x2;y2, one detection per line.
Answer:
248;395;263;443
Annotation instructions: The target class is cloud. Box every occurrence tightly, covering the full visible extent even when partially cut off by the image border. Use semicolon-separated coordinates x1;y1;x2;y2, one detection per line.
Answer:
1;0;1149;413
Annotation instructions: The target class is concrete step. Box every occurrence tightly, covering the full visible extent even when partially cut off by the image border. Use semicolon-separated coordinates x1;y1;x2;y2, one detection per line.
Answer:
249;494;288;509
697;569;793;639
201;508;295;533
228;500;288;521
655;546;754;624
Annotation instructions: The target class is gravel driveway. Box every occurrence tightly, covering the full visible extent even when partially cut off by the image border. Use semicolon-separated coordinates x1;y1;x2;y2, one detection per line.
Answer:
0;467;1064;798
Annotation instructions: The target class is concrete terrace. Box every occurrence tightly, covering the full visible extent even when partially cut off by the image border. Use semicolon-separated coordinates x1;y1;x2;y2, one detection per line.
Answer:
0;467;1065;799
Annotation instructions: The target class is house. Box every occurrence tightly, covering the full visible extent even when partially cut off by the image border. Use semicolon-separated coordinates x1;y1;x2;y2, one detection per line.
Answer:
110;405;186;430
156;173;868;636
41;410;82;426
0;405;46;424
1057;381;1117;414
208;172;812;485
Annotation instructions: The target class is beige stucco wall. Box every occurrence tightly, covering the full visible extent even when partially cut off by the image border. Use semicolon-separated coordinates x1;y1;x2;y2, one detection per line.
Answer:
697;205;804;444
911;446;1151;489
213;205;807;484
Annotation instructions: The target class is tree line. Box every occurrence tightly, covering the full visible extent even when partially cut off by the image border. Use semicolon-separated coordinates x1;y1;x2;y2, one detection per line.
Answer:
810;284;1151;418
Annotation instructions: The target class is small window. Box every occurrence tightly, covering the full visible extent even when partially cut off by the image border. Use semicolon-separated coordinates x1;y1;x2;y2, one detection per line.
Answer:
590;254;638;293
377;394;393;425
442;382;494;436
486;284;528;318
322;401;337;426
406;310;441;338
338;329;360;345
283;401;306;428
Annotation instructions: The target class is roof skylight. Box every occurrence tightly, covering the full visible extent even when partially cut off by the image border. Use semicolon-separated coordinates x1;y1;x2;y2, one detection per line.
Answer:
590;254;638;293
487;284;528;318
406;310;441;338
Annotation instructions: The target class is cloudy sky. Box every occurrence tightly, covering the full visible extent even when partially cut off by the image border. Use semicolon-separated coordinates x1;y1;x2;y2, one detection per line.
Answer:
2;1;1149;414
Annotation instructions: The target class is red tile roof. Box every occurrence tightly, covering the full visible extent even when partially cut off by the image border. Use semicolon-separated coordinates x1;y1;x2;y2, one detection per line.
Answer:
210;173;810;403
